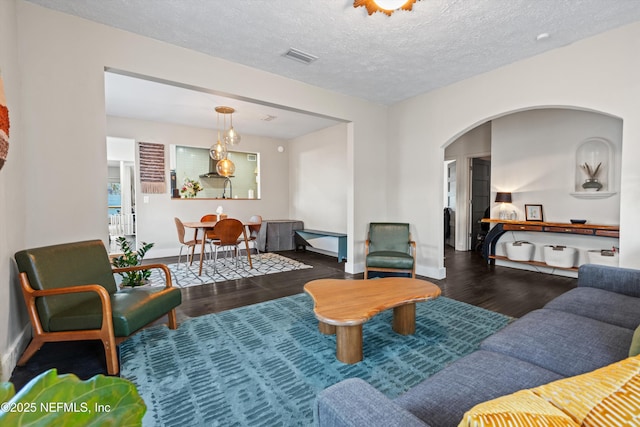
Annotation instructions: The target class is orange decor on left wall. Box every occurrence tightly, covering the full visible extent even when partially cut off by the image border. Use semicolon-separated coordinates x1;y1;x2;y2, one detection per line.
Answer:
0;71;10;171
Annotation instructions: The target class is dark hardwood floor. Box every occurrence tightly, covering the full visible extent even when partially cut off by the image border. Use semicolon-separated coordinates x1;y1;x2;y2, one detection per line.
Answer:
8;247;576;390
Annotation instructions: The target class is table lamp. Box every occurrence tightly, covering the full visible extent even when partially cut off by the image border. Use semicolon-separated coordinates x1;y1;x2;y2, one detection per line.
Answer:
495;192;513;220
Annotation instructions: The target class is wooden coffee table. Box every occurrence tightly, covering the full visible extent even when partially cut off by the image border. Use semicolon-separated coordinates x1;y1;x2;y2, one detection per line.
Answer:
304;278;441;364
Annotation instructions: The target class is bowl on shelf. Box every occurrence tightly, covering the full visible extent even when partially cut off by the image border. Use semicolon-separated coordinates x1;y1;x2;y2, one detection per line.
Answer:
570;219;587;224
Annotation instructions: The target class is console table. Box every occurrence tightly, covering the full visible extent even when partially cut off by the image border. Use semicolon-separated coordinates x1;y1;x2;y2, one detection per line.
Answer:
481;219;619;269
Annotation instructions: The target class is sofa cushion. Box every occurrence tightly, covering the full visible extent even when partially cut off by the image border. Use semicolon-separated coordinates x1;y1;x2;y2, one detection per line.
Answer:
366;251;415;269
480;309;633;377
49;286;182;336
533;355;640;426
316;378;427;427
457;389;578;427
394;350;563;427
578;264;640;298
460;355;640;427
544;287;640;330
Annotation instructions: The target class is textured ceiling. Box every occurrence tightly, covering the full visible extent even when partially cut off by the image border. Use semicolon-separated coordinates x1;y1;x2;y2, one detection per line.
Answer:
24;0;640;138
26;0;640;105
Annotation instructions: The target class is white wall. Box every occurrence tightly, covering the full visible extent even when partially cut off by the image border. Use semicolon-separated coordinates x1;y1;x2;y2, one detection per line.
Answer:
0;0;28;381
388;21;640;278
107;116;292;258
15;0;387;261
2;1;387;377
491;109;621;224
106;137;135;162
289;123;348;233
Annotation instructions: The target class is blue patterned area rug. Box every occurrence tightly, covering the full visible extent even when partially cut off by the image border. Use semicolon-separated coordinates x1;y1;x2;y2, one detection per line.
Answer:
146;253;312;288
120;294;511;426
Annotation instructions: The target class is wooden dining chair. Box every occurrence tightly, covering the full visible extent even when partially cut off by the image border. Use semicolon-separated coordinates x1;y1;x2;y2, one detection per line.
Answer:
211;218;245;272
238;215;263;262
200;214;219;245
200;213;228;240
174;217;207;267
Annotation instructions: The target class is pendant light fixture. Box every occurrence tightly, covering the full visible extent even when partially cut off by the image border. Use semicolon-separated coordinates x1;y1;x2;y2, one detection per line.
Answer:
223;108;241;146
209;109;227;161
216;157;236;178
209;106;240;177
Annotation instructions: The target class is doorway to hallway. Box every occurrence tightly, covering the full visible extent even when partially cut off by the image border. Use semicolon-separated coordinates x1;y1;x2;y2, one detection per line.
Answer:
470;157;491;251
107;137;137;253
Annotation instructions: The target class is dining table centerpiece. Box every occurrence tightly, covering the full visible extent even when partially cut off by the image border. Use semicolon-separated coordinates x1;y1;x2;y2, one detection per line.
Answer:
180;177;203;198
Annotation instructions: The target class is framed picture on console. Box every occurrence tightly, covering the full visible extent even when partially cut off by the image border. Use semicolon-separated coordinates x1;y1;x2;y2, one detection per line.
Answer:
525;204;544;221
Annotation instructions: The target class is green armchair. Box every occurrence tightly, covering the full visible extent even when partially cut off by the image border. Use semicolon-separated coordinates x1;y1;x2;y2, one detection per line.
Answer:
14;240;182;375
365;223;416;279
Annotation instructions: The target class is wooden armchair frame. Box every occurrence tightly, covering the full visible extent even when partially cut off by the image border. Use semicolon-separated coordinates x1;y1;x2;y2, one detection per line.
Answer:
18;263;177;376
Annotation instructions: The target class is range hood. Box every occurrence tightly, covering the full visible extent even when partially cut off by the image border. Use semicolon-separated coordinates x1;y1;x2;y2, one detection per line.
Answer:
199;171;223;178
199;157;232;178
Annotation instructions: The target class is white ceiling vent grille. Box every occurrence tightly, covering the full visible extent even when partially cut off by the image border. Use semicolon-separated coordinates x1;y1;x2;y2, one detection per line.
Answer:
283;48;318;64
260;114;278;122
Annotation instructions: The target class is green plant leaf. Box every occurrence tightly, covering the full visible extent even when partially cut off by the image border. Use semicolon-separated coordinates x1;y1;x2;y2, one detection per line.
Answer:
0;369;145;426
0;381;15;404
112;239;155;287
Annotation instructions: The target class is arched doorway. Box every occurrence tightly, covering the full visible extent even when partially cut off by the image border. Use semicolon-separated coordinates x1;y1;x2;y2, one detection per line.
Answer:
443;107;622;268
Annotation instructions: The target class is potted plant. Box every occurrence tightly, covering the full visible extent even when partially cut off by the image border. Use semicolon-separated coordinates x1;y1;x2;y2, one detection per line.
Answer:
111;237;154;287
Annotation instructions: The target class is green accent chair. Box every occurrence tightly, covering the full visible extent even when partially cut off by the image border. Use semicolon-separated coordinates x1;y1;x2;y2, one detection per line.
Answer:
14;240;182;375
365;223;416;279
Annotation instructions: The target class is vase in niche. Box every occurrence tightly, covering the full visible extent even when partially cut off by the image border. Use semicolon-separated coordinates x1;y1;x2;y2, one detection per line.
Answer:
582;178;603;192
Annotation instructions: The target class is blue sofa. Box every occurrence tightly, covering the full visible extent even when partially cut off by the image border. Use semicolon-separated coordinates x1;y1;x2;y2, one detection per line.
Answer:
316;264;640;427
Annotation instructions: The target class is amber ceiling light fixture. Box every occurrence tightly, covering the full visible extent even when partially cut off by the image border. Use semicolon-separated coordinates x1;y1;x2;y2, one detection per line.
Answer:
209;106;240;177
354;0;419;16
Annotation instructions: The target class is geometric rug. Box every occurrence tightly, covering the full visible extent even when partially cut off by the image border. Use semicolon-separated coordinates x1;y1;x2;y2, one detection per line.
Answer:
120;293;512;426
145;253;312;288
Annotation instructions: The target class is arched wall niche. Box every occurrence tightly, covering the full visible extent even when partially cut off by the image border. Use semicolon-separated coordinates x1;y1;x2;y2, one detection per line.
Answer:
442;105;623;252
573;137;615;196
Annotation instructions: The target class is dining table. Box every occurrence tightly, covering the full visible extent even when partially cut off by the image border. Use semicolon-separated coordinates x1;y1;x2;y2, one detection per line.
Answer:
183;220;259;276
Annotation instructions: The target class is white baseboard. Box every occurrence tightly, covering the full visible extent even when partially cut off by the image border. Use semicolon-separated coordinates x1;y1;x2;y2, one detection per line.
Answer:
1;324;31;382
418;265;446;280
345;262;445;280
495;259;578;278
147;247;181;259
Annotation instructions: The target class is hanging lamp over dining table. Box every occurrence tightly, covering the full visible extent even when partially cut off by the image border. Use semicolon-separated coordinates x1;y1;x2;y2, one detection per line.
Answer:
209;106;241;177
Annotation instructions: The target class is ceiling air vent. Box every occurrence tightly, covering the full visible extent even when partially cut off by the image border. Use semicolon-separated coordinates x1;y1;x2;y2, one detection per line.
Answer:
260;114;277;122
283;48;318;64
